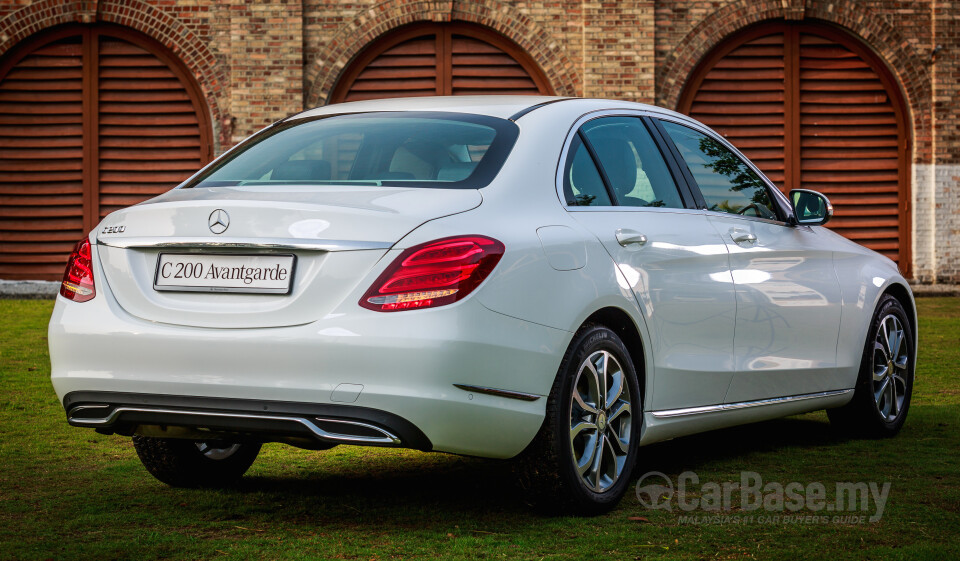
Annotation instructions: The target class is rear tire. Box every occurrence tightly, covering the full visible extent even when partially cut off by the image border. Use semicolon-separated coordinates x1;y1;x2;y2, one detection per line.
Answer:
515;324;641;515
132;436;261;487
828;294;914;437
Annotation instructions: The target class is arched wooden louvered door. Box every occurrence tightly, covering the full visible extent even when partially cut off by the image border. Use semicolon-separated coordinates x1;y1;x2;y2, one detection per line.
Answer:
330;22;553;103
679;22;910;275
0;25;212;280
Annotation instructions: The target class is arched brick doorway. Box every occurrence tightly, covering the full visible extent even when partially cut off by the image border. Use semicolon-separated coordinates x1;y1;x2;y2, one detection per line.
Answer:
679;21;910;274
330;22;554;103
0;24;213;280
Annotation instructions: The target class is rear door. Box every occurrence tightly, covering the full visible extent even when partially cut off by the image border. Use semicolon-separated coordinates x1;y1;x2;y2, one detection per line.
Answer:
561;113;737;412
655;118;843;403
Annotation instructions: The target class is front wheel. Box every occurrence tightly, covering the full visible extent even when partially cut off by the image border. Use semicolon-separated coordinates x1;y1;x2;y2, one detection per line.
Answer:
828;294;914;437
132;436;261;487
515;324;641;515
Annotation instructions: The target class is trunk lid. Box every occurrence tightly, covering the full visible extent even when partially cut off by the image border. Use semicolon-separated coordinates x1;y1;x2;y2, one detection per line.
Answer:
95;185;482;328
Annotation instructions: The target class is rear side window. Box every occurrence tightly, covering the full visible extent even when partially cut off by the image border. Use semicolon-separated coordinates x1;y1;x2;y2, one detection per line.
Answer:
659;120;778;220
189;112;518;189
580;117;684;209
563;135;613;206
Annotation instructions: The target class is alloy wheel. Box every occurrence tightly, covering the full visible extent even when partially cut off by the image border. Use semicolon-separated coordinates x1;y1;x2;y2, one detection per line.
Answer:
195;442;242;460
568;350;633;493
872;314;909;422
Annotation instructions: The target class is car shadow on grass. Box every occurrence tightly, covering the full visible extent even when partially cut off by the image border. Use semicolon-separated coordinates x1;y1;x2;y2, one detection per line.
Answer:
220;414;849;521
636;414;849;476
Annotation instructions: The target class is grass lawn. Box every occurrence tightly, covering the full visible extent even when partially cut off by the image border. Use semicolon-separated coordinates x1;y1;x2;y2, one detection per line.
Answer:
1;298;958;560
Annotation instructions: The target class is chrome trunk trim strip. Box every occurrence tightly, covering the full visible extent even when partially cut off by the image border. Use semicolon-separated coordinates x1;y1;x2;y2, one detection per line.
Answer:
453;384;542;401
68;406;402;445
651;389;853;418
97;236;392;252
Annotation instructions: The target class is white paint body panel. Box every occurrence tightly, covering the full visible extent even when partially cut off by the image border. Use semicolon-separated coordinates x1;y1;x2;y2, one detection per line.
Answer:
49;96;916;459
703;212;844;403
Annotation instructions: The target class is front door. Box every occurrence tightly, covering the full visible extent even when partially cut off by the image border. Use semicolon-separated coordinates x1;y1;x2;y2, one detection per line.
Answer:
657;119;843;403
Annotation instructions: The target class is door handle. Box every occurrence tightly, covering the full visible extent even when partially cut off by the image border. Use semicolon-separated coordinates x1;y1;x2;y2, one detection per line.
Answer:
730;230;757;244
616;229;648;248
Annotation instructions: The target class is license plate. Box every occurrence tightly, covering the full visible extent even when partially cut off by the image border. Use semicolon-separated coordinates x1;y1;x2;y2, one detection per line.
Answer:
154;253;296;294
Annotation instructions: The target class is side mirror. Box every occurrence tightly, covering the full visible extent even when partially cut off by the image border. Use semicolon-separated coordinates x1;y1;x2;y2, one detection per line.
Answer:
789;189;833;226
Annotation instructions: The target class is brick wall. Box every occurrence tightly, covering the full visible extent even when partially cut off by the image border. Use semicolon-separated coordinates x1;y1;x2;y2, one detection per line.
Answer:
302;0;655;107
0;0;956;280
226;0;302;143
582;1;655;102
933;0;959;281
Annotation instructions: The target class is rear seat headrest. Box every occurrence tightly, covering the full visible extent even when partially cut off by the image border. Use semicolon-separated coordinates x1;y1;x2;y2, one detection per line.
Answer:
272;160;332;181
436;162;476;182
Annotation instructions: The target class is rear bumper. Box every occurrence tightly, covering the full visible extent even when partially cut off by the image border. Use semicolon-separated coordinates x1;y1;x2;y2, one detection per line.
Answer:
64;391;431;450
49;279;571;458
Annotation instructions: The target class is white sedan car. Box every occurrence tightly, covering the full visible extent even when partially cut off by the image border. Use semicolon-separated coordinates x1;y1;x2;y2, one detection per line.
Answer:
49;96;916;513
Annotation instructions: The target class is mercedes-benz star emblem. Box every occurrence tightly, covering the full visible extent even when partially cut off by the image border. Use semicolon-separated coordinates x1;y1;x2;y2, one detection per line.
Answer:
208;209;230;234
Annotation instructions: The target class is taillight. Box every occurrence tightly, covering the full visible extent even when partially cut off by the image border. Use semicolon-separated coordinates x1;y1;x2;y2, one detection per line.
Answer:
60;237;96;302
360;235;504;312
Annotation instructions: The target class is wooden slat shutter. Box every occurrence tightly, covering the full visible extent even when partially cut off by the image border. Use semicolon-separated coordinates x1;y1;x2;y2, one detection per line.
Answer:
450;34;541;95
679;22;909;273
343;35;438;102
331;22;552;103
798;32;902;259
0;35;85;280
0;25;212;280
97;36;205;218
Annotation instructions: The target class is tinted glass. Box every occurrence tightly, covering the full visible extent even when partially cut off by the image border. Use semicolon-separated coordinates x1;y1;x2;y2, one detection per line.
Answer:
563;135;613;206
581;117;684;208
189;112;518;189
660;121;778;219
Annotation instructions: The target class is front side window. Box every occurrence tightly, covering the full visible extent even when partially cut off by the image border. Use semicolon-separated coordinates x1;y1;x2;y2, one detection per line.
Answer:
660;120;778;220
188;112;518;189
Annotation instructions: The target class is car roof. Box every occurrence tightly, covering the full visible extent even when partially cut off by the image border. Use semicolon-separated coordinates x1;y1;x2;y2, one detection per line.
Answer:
291;95;692;123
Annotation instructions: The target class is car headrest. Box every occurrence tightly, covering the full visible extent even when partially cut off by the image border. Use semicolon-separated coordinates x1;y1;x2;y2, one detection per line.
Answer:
436;162;476;182
800;194;820;216
589;137;637;197
377;171;416;180
570;147;597;196
272;160;332;181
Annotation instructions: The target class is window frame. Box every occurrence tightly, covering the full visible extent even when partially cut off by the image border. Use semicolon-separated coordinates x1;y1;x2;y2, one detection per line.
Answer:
555;110;700;213
649;115;795;226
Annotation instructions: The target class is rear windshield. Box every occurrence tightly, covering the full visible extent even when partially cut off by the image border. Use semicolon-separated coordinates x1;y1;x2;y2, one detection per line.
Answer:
187;111;519;189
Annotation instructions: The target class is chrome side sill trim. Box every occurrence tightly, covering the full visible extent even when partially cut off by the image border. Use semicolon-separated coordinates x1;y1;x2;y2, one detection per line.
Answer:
651;389;853;419
68;406;402;446
453;384;542;402
97;236;392;252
